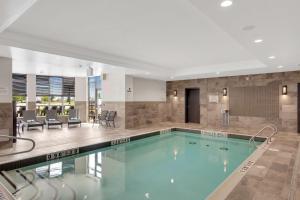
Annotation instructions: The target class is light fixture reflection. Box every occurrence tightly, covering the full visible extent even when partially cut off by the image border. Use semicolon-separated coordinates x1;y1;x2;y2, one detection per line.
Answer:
171;178;174;184
174;149;178;160
145;193;150;199
223;160;228;172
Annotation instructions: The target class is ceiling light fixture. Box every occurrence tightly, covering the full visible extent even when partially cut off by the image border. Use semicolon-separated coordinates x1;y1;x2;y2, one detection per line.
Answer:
268;56;276;59
277;65;284;69
220;0;233;7
254;39;263;43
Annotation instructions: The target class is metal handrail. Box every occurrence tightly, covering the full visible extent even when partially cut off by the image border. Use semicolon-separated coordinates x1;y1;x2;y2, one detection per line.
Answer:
249;124;278;145
0;135;35;157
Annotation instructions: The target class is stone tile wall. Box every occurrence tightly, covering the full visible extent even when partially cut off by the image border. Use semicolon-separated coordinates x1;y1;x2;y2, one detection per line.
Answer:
102;102;125;128
0;103;13;149
75;101;88;122
125;102;168;129
27;102;36;110
166;71;300;132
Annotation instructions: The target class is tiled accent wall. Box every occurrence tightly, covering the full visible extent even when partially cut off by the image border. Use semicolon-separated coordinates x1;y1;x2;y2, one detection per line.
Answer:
75;101;87;122
102;102;125;128
0;103;13;149
125;102;168;129
166;71;300;132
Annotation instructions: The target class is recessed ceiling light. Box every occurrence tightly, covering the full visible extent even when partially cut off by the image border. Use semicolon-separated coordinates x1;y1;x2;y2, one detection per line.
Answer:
268;56;276;59
242;25;256;31
277;65;284;69
216;72;220;75
254;39;263;43
220;0;233;7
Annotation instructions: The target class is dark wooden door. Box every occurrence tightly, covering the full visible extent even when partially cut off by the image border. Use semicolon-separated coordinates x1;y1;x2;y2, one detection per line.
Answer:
185;88;200;123
298;83;300;133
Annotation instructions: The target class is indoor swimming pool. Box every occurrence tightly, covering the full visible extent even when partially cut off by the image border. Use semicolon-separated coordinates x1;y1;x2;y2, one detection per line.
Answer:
2;131;262;200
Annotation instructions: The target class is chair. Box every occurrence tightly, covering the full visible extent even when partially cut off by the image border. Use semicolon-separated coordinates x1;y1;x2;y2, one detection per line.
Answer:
106;111;117;128
93;110;108;127
68;109;81;128
45;110;63;129
21;110;44;131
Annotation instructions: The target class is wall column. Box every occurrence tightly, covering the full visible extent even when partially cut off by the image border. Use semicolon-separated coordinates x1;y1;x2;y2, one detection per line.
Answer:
0;57;13;148
75;77;88;122
26;74;36;110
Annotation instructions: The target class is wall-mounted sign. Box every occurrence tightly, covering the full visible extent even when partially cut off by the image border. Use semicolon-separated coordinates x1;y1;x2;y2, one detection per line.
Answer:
209;95;219;103
0;87;8;95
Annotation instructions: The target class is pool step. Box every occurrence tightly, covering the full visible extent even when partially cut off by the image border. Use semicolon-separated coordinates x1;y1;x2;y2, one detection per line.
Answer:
0;172;16;200
0;171;17;193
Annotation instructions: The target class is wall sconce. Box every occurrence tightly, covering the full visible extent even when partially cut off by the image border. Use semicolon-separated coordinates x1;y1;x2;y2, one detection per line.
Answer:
282;85;287;95
173;90;177;97
223;88;228;96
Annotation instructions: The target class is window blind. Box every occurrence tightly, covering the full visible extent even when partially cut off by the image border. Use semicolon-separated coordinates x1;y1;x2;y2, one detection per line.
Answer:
36;75;50;96
63;77;75;97
50;76;63;96
36;75;75;97
12;74;27;96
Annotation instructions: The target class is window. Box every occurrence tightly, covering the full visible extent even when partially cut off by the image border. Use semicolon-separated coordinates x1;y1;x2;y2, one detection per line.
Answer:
88;152;102;178
36;75;75;116
12;74;27;117
88;76;101;119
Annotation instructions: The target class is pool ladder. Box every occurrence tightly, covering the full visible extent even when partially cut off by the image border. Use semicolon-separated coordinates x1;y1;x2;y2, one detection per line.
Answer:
249;124;278;146
0;135;35;157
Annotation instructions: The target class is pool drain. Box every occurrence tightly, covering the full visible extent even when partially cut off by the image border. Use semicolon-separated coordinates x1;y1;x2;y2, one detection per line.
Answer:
189;141;197;145
219;147;229;151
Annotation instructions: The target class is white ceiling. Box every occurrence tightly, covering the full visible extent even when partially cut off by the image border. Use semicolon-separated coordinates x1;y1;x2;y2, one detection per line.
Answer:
0;45;149;78
0;0;299;80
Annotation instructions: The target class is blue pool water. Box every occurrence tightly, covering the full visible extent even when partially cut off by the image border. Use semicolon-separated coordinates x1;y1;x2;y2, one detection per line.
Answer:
6;131;260;200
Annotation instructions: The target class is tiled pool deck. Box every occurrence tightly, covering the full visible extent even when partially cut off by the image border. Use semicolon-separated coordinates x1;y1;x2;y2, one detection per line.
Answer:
0;123;299;200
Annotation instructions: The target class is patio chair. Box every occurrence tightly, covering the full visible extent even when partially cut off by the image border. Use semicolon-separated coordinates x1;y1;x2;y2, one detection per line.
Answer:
93;110;108;127
68;109;81;128
21;110;44;131
45;110;63;129
106;111;117;128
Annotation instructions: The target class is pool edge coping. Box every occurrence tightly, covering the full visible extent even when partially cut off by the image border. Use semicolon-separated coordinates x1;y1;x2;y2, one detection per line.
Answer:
206;137;271;200
0;127;268;200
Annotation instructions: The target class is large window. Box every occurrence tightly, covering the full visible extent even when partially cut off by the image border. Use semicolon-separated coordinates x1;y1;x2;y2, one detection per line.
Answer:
12;74;27;117
36;75;75;116
88;76;101;119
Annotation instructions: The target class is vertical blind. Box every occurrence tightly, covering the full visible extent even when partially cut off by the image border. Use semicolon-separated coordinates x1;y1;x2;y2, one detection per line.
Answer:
12;74;27;96
36;75;75;97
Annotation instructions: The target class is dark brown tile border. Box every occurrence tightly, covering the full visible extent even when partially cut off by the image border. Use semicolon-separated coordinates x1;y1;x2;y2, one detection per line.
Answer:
0;131;161;171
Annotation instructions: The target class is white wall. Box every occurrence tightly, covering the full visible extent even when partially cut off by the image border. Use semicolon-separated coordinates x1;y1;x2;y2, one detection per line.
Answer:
26;74;36;102
125;76;166;102
102;69;126;102
75;77;88;102
0;57;12;103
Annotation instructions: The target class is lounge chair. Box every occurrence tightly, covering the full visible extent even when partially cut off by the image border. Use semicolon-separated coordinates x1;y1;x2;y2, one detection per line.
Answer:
45;110;63;129
93;110;108;127
68;109;81;127
106;111;117;128
21;110;44;131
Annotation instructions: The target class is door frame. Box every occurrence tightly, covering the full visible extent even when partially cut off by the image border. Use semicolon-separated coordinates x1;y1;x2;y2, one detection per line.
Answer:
185;88;200;123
